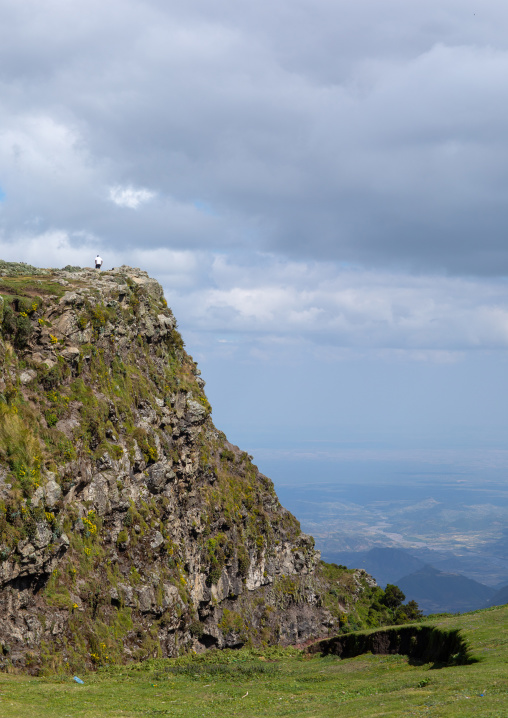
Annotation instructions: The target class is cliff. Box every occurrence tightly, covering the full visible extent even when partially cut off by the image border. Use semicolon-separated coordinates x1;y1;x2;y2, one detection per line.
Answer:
0;261;378;673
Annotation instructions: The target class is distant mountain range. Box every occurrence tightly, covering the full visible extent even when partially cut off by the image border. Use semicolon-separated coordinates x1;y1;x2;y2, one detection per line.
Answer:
485;584;508;608
279;479;508;615
397;565;494;614
323;546;507;614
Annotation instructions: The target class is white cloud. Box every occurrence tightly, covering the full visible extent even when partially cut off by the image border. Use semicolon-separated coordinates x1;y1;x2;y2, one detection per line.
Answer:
167;255;508;356
108;185;155;209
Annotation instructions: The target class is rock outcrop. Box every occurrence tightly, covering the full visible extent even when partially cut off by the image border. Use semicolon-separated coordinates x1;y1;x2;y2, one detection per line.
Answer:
0;262;377;673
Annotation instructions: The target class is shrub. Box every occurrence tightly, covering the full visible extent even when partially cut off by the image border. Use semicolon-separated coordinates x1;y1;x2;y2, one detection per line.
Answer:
116;529;128;547
45;411;58;427
189;620;204;638
2;304;16;335
237;547;250;577
15;315;33;347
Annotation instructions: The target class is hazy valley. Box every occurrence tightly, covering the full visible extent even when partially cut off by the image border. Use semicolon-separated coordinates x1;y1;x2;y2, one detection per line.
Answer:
277;477;508;613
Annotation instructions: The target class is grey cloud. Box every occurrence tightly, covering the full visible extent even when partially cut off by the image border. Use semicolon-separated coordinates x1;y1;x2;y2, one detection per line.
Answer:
159;254;508;353
2;0;508;273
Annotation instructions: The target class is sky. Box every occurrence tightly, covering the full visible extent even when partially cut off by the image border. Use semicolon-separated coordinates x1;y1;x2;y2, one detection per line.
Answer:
1;0;508;487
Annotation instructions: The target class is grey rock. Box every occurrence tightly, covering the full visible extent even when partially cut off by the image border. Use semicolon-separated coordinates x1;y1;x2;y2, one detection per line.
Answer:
118;583;135;607
142;317;155;339
34;523;52;550
55;415;81;437
59;292;85;307
186;399;207;424
44;480;62;509
17;541;36;559
60;346;80;361
19;370;37;385
150;531;164;550
147;463;167;493
137;585;155;613
96;452;113;471
158;314;175;333
162;583;179;609
31;486;44;508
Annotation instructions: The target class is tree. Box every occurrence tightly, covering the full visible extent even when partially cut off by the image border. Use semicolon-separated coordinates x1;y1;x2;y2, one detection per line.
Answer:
382;584;406;609
404;600;424;620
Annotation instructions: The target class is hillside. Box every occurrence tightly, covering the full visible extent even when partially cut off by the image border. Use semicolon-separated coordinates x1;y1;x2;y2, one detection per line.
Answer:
0;261;396;674
1;604;507;717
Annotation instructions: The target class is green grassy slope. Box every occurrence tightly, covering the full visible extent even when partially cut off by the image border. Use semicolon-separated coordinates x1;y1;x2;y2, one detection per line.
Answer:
0;604;506;717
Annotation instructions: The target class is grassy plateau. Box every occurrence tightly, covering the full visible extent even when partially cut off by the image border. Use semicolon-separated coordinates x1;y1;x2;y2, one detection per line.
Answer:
0;605;506;718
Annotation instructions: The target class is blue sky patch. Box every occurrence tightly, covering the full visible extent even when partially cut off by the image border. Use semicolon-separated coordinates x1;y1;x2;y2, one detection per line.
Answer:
193;199;216;216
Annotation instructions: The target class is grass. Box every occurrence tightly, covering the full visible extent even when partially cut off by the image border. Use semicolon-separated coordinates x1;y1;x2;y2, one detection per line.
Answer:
0;605;506;717
0;276;68;298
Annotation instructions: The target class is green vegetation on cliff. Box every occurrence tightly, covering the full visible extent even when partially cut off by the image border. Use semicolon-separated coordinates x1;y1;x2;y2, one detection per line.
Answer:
0;262;419;674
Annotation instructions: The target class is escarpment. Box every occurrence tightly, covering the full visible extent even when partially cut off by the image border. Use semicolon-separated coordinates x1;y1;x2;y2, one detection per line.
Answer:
0;261;379;673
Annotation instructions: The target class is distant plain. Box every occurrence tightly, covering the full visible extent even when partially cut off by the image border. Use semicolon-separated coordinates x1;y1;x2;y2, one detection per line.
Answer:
276;474;508;590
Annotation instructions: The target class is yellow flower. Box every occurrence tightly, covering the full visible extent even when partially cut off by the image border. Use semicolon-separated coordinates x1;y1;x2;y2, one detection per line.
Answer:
83;516;97;534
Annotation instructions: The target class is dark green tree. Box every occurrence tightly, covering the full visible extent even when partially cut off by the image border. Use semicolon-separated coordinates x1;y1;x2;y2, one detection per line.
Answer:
403;599;424;620
382;584;406;609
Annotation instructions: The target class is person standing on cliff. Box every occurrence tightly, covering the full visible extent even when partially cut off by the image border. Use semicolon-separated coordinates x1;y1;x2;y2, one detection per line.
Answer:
95;255;103;270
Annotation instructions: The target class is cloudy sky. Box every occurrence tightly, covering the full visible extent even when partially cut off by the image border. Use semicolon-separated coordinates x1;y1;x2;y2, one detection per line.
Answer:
2;0;508;486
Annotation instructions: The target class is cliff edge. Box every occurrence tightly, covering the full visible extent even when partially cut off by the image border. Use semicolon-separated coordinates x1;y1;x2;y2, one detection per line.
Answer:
0;261;377;673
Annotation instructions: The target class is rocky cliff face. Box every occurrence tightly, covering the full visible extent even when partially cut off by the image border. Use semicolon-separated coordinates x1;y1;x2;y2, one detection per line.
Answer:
0;261;377;673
